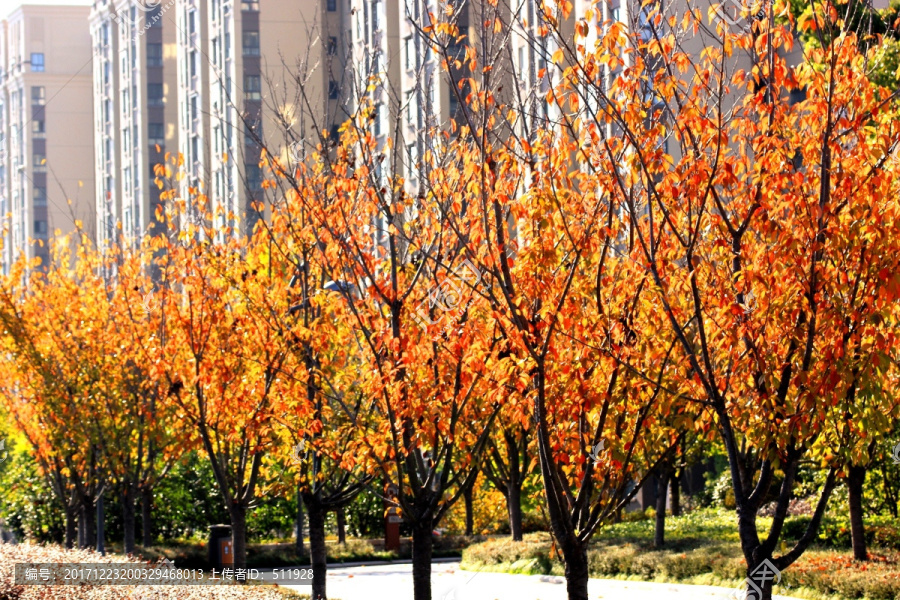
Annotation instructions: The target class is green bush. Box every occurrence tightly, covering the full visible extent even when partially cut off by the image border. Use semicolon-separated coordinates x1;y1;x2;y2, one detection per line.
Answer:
460;533;554;574
587;543;743;581
711;470;737;509
782;515;814;542
0;448;64;544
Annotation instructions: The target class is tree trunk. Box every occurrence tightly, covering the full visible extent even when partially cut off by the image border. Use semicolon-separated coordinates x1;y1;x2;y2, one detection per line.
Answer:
508;482;523;541
336;507;346;544
847;464;868;561
411;516;434;600
307;501;328;600
141;487;153;546
80;499;96;550
670;469;682;517
744;558;776;600
229;504;248;571
295;486;305;556
559;538;589;600
96;495;105;555
64;506;77;549
464;485;475;536
123;485;136;554
654;469;669;548
77;508;85;548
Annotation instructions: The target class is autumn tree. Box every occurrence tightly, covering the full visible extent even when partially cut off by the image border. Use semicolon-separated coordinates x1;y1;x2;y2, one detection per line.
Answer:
98;243;183;554
528;1;900;597
160;201;296;570
231;217;374;600
0;239;113;549
481;408;534;541
267;105;504;600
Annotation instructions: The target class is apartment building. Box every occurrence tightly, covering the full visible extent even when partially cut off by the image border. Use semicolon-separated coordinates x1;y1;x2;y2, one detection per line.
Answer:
90;0;179;249
176;0;346;236
347;0;488;225
0;5;95;272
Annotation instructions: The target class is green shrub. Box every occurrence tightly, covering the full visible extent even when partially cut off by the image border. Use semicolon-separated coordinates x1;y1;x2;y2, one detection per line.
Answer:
782;515;814;542
622;509;651;522
712;471;737;509
460;533;551;568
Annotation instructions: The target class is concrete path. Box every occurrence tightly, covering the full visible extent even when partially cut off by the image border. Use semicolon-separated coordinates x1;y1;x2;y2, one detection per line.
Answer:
261;561;805;600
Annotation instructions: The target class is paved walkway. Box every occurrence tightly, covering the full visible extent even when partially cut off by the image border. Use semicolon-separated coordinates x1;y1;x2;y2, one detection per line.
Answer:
261;561;805;600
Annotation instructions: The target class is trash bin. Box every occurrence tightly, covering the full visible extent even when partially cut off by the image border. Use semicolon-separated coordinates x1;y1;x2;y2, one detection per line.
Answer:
208;525;233;570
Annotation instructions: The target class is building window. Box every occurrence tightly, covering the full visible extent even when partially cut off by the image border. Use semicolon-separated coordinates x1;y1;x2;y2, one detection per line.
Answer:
404;37;415;70
327;36;337;55
449;89;459;118
148;83;164;106
377;104;391;137
406;91;417;126
188;10;196;33
327;0;336;11
33;186;47;206
148;122;165;145
243;31;260;56
328;80;339;99
148;6;162;26
372;0;382;31
244;119;259;144
30;53;44;72
34;220;48;235
246;163;262;189
147;43;163;67
32;119;44;135
241;0;259;11
33;153;46;171
244;75;261;100
31;86;45;105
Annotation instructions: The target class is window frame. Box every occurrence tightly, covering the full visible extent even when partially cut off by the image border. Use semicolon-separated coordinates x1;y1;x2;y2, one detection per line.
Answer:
242;31;260;56
244;74;262;100
30;53;44;72
146;43;163;67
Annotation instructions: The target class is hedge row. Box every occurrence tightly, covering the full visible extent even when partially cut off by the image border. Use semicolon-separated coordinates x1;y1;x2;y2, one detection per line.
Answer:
461;533;900;600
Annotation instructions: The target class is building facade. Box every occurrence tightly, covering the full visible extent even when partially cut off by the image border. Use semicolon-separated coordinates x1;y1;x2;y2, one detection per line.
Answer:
90;0;179;249
0;5;95;272
176;0;346;236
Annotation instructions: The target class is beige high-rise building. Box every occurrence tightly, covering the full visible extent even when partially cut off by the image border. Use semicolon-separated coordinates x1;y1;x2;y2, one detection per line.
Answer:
176;0;346;235
90;0;180;249
0;5;95;272
348;0;480;226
